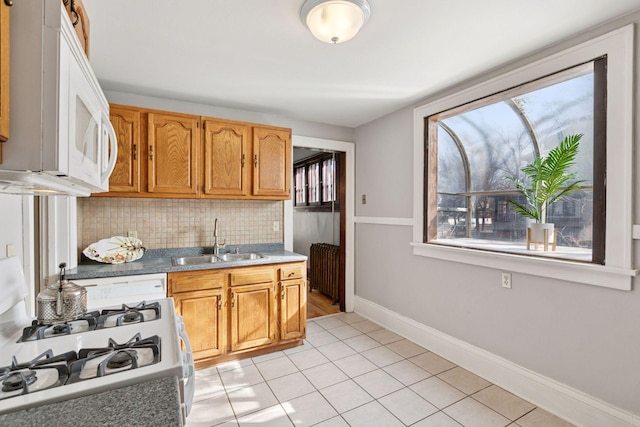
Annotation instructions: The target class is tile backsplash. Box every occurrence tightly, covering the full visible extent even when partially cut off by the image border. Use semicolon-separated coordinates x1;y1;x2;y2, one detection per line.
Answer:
77;198;283;252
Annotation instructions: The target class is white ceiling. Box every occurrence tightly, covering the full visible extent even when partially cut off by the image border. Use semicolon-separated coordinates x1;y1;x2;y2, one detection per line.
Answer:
83;0;640;128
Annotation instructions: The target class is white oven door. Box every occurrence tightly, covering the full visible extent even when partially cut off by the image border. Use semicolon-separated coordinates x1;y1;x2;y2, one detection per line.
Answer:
66;38;117;193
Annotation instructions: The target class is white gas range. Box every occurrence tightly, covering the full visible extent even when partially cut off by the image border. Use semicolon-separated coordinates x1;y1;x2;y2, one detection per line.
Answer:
0;258;194;424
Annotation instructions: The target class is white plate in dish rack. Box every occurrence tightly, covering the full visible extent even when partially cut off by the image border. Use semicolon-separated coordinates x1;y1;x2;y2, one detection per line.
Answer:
82;236;145;264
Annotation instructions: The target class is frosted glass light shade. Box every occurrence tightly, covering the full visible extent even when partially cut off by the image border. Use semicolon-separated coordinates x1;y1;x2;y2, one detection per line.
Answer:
301;0;371;44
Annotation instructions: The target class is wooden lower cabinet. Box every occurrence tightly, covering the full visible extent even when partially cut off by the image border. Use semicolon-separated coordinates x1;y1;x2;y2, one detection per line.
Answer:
170;270;226;361
279;262;307;341
168;261;306;368
229;282;276;351
173;289;225;360
280;278;306;341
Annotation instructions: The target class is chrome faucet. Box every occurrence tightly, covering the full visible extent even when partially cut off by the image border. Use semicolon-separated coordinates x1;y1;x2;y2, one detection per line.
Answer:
213;218;226;256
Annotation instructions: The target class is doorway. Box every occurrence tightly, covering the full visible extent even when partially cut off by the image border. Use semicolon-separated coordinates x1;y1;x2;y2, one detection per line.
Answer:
285;136;355;314
292;148;343;318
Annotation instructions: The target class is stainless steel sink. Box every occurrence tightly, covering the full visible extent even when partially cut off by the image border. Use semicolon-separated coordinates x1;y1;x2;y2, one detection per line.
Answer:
171;255;221;266
217;253;264;262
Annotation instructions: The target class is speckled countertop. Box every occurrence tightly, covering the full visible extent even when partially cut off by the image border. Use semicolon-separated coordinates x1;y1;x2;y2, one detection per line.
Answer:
0;376;183;427
65;243;307;280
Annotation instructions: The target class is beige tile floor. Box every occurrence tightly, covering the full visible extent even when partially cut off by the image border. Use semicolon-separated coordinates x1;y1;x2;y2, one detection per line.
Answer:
187;312;575;427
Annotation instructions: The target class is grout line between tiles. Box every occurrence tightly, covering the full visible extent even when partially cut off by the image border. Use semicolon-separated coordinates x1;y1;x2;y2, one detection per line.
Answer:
193;319;566;427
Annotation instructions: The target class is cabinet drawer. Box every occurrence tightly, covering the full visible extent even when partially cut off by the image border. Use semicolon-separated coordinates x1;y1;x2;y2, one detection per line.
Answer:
169;270;226;294
280;263;305;281
230;266;274;287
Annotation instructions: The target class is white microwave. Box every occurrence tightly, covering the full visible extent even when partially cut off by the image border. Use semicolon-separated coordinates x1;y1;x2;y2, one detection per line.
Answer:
0;0;117;197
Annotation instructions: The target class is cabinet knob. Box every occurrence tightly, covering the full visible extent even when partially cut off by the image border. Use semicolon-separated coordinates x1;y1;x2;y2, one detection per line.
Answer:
254;154;258;168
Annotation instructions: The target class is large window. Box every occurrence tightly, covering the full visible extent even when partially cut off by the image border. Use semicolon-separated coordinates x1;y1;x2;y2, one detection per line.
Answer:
413;26;634;290
425;60;605;263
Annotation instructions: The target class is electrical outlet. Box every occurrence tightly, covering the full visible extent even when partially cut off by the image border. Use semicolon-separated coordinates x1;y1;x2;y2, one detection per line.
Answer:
362;194;367;204
273;221;280;232
501;272;512;289
6;244;14;257
127;230;138;238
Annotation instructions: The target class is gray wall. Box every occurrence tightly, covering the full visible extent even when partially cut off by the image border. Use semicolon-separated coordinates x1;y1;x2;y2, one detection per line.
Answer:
356;107;414;218
353;13;640;417
293;210;340;259
105;91;355;143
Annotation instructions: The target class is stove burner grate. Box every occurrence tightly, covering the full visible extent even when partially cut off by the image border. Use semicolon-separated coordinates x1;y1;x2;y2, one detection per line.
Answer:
0;350;73;399
103;350;138;371
122;311;140;323
67;333;161;383
51;324;69;335
17;311;100;342
2;371;36;392
97;301;161;329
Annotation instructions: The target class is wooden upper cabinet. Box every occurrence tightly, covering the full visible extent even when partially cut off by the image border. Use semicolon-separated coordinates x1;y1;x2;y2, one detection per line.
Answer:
63;0;90;58
202;118;249;197
0;0;10;149
148;112;199;195
108;105;140;193
252;126;292;198
93;105;292;200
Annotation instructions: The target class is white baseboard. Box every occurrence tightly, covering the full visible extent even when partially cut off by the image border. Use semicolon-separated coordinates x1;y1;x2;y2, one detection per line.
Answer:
354;296;640;427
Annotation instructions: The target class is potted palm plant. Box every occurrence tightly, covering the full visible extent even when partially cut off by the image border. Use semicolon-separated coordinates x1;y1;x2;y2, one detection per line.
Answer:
506;133;585;249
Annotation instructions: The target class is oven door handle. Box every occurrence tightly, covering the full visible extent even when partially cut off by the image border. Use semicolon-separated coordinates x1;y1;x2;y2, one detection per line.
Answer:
176;315;195;416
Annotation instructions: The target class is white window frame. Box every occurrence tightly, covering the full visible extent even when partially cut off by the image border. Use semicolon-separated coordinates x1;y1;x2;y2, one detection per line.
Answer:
412;25;635;291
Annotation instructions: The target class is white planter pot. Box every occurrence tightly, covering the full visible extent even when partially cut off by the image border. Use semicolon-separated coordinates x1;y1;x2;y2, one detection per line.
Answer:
528;223;555;243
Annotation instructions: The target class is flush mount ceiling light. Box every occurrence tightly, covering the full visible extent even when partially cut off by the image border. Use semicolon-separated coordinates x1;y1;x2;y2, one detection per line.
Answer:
300;0;371;44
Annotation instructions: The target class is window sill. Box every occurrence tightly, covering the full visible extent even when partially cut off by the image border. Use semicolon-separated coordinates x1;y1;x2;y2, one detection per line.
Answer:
432;238;592;262
411;241;636;291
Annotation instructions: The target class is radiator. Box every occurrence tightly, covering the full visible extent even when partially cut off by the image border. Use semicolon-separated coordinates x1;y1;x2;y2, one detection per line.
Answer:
309;243;340;303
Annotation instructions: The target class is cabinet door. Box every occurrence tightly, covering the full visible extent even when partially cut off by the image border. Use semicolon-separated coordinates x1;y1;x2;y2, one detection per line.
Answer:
0;0;9;147
280;278;306;341
252;126;291;198
148;112;199;195
174;289;226;360
108;106;140;193
230;282;276;351
202;119;249;197
63;0;90;58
